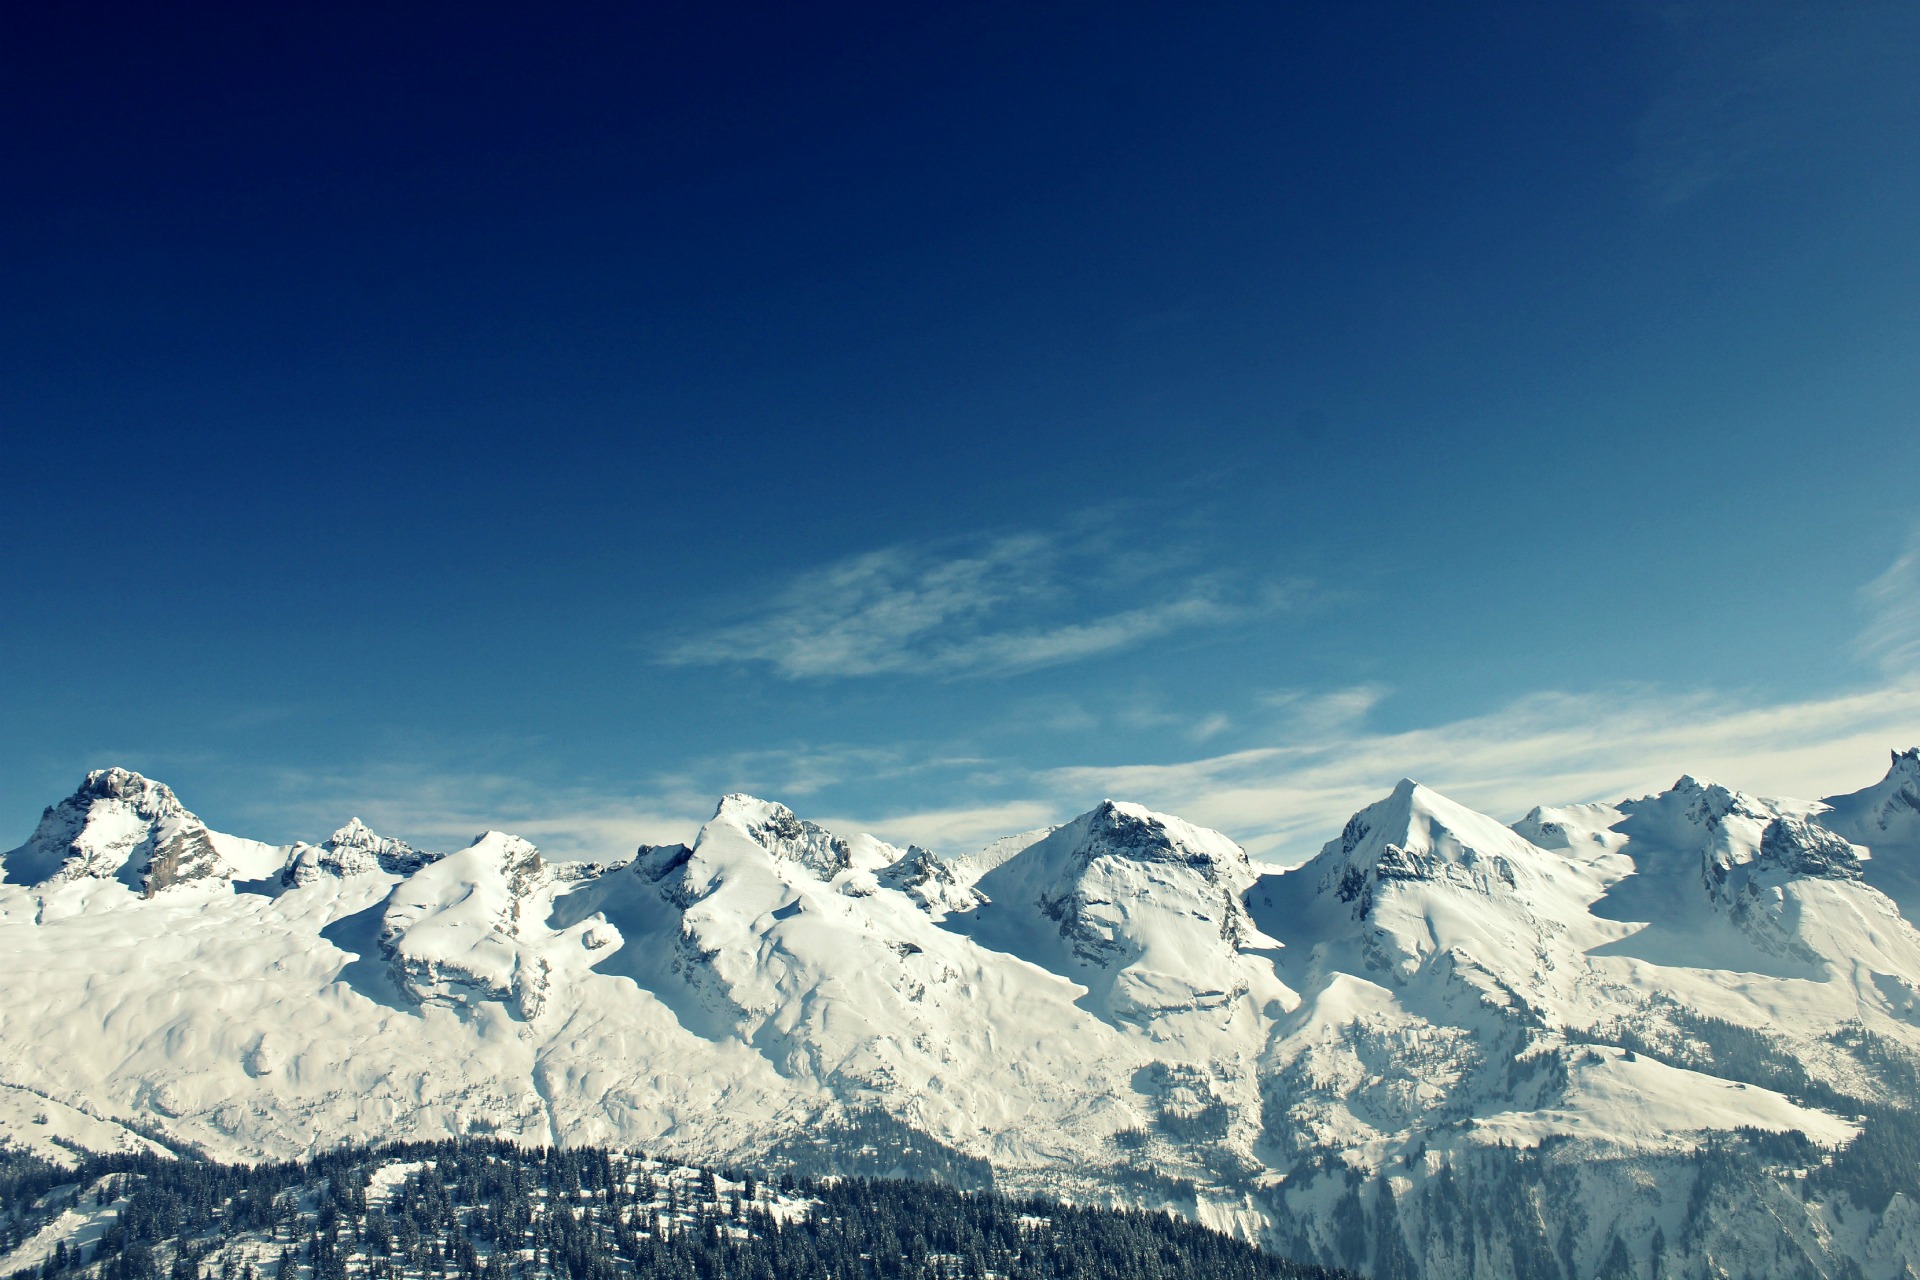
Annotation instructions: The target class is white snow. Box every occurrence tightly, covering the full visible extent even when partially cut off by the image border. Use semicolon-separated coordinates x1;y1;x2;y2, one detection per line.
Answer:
1471;1044;1858;1151
4;750;1920;1277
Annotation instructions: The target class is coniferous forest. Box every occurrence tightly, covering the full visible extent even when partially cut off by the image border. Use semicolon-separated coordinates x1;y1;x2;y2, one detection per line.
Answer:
0;1141;1347;1280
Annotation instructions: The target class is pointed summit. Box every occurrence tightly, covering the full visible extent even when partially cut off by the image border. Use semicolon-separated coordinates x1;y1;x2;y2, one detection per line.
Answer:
1315;778;1552;916
2;768;226;895
1613;775;1801;879
704;794;852;879
959;799;1279;1021
1820;747;1920;847
1265;779;1625;1017
329;816;380;846
879;844;982;917
282;817;437;886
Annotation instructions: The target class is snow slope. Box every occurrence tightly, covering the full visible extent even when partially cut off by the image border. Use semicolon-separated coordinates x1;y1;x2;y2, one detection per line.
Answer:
1823;747;1920;918
4;752;1920;1279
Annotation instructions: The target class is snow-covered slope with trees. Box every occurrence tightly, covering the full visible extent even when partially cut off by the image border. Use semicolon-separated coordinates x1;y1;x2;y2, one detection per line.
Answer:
4;753;1920;1279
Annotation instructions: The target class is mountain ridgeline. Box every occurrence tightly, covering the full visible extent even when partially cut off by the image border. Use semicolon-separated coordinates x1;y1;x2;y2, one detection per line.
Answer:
3;750;1920;1280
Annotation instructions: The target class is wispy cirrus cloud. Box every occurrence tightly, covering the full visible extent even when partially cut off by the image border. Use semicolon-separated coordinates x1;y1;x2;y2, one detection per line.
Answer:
113;531;1920;873
228;760;713;862
1859;527;1920;677
661;529;1291;679
1631;1;1917;207
193;668;1918;870
1043;676;1920;867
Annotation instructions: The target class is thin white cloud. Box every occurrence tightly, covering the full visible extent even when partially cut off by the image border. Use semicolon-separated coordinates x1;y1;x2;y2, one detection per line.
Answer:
141;675;1919;876
181;757;715;862
203;741;1005;863
106;532;1920;876
661;531;1284;679
1042;678;1920;868
1860;528;1920;676
1631;2;1916;206
815;799;1064;854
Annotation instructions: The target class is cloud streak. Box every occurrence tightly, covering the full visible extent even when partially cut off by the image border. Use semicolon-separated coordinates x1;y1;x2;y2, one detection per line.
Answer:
1631;1;1917;206
140;531;1920;874
1859;527;1920;677
179;673;1920;874
1042;677;1920;867
662;531;1285;679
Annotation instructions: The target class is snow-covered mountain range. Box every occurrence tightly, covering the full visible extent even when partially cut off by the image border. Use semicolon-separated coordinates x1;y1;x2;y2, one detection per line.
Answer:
5;750;1920;1279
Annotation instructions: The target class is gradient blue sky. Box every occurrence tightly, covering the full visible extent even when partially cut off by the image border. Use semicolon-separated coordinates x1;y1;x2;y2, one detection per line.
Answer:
5;2;1918;863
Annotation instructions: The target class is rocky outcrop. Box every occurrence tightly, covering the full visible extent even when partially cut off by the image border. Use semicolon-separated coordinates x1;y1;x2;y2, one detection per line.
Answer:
3;768;227;895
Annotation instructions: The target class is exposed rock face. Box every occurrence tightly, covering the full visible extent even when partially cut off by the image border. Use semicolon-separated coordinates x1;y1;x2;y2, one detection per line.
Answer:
282;817;438;886
878;844;982;917
1309;779;1543;927
3;767;226;895
379;831;553;1018
715;794;852;878
1758;815;1864;882
963;799;1281;1021
5;755;1920;1280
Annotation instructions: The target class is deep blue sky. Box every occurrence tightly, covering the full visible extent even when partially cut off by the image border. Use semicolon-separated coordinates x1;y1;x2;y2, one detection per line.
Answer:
5;2;1918;862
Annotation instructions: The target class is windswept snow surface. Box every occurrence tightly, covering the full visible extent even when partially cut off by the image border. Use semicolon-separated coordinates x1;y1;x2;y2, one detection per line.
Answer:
5;753;1920;1278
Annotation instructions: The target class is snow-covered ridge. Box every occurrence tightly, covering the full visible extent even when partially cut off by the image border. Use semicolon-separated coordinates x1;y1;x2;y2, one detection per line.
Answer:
1825;747;1920;845
283;817;439;886
4;750;1920;1280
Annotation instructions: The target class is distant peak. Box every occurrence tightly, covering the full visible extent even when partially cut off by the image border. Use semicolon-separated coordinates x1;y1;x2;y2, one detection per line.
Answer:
75;767;189;816
286;817;434;885
704;794;850;878
327;816;380;846
1315;777;1549;913
1646;774;1764;825
467;829;539;854
1085;799;1157;829
1890;746;1920;781
324;816;425;859
713;793;787;820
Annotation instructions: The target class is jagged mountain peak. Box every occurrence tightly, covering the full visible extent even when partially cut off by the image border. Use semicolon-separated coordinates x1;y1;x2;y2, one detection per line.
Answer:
1663;773;1773;823
1319;777;1546;886
878;843;981;916
1820;746;1920;848
3;767;225;895
72;766;191;817
327;816;383;847
702;793;852;879
960;799;1279;1019
283;815;436;886
1612;775;1808;874
1889;745;1920;781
